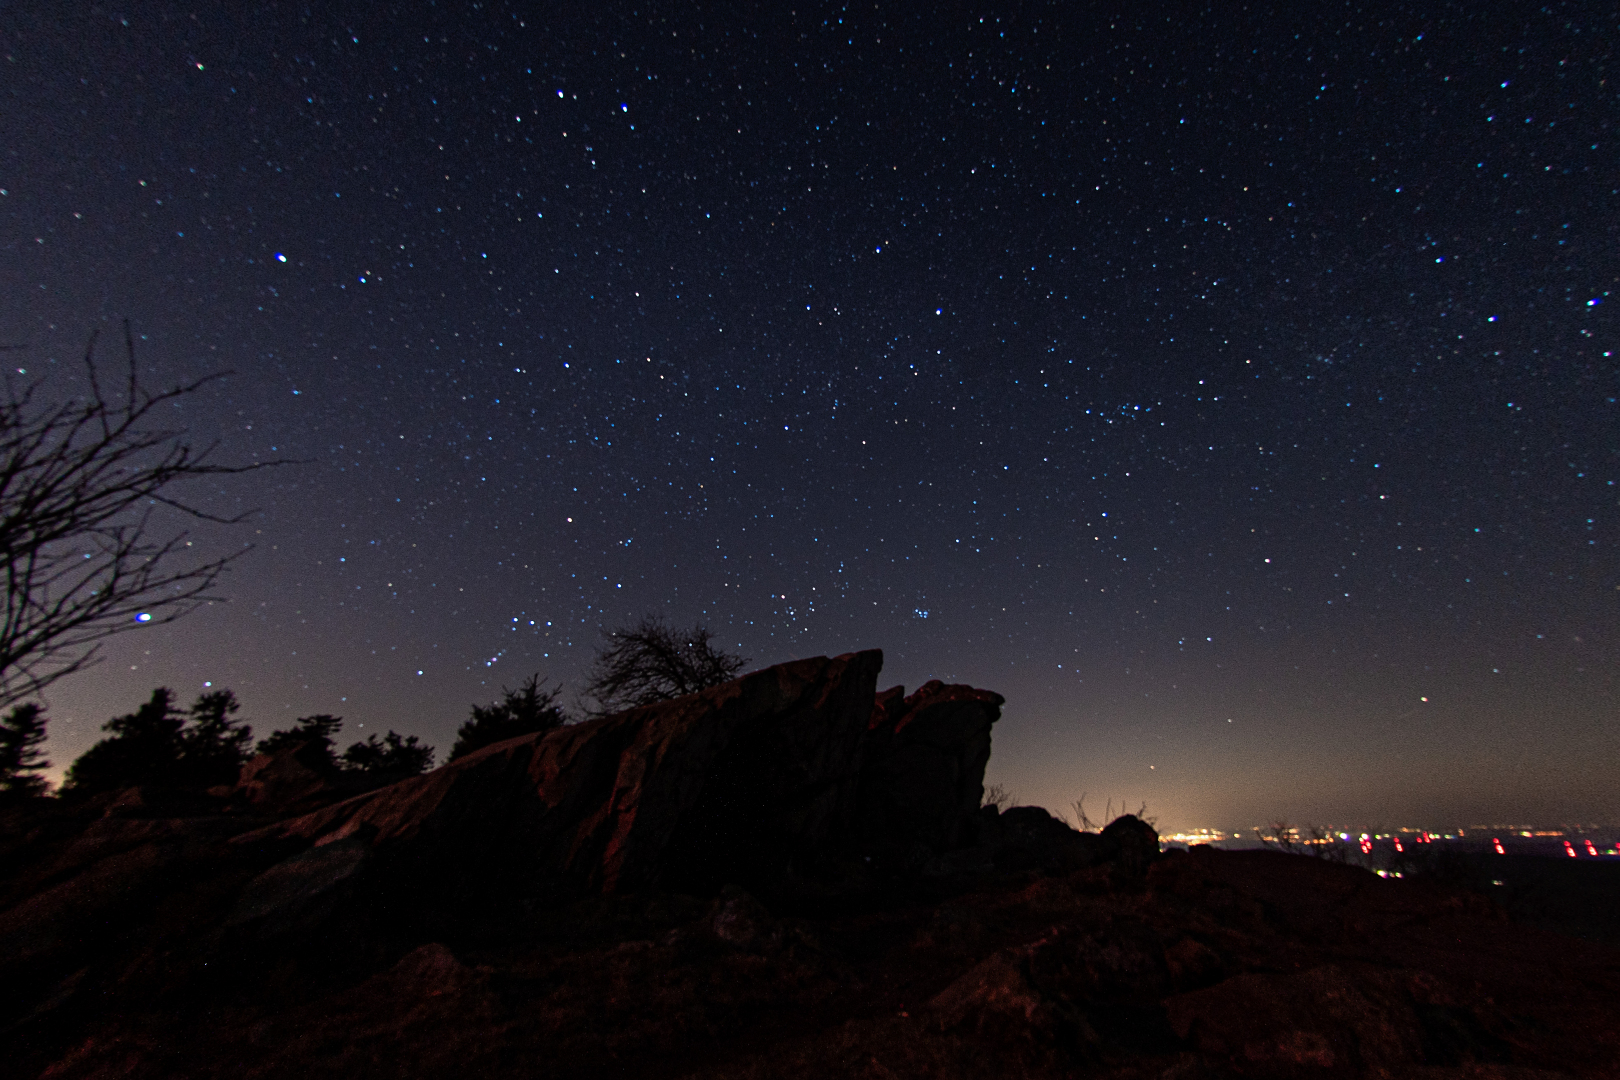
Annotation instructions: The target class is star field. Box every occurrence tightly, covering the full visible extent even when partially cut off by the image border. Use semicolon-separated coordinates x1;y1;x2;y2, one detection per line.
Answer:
1;1;1614;830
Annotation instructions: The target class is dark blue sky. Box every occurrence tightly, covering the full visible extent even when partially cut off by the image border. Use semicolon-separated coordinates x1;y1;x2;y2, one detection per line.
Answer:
2;1;1614;831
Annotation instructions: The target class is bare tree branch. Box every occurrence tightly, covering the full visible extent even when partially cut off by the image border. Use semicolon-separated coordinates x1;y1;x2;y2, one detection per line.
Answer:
0;322;291;709
581;614;747;716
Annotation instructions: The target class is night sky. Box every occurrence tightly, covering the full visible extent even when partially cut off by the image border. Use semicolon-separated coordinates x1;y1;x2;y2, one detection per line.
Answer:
2;2;1614;833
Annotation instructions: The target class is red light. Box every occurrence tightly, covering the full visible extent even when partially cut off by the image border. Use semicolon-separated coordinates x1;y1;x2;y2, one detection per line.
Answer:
1565;841;1577;858
1393;838;1404;853
1493;838;1505;854
1586;840;1599;856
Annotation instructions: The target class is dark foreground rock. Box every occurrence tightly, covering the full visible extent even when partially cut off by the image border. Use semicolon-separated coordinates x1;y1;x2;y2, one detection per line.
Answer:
225;649;894;930
858;680;1005;859
2;651;1617;1078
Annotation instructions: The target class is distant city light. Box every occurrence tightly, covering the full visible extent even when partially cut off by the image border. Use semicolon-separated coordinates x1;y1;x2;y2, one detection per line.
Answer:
134;612;152;623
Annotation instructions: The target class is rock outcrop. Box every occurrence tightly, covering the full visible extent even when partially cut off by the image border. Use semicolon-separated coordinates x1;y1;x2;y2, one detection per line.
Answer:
228;741;340;813
7;647;1612;1079
228;650;892;932
219;654;1021;939
856;680;1005;861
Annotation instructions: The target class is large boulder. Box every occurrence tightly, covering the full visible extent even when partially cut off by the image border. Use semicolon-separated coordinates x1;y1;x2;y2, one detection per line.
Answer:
231;651;889;931
1164;965;1429;1073
929;807;1160;878
979;805;1107;874
855;680;1005;860
1098;813;1161;872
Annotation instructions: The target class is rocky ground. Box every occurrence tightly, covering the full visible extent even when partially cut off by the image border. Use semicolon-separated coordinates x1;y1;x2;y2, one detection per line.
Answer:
3;652;1616;1078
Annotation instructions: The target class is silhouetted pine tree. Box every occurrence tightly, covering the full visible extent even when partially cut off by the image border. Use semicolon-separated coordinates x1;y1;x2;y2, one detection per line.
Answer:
255;714;344;771
62;688;185;793
450;674;567;761
341;731;434;783
0;702;51;802
62;687;256;795
177;690;254;788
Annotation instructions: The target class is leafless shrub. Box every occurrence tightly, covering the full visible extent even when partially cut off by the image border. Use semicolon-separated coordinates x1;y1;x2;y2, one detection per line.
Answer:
1305;824;1350;862
981;782;1013;811
1254;820;1303;852
1066;794;1157;832
1071;793;1100;832
1131;800;1159;830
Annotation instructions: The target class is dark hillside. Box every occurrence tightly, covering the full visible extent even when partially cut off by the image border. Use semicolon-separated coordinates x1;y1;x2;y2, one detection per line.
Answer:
3;654;1616;1079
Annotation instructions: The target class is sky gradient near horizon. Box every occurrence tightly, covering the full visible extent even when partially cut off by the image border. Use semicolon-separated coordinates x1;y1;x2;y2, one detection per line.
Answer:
1;1;1614;832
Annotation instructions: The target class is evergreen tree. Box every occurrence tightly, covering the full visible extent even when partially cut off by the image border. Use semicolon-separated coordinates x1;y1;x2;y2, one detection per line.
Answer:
177;689;254;788
0;702;51;802
62;688;185;794
449;674;567;761
62;686;257;795
341;731;434;783
255;714;344;771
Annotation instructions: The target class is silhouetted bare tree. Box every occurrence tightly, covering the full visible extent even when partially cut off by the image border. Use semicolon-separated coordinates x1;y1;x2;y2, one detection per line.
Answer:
0;323;282;709
582;614;747;715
